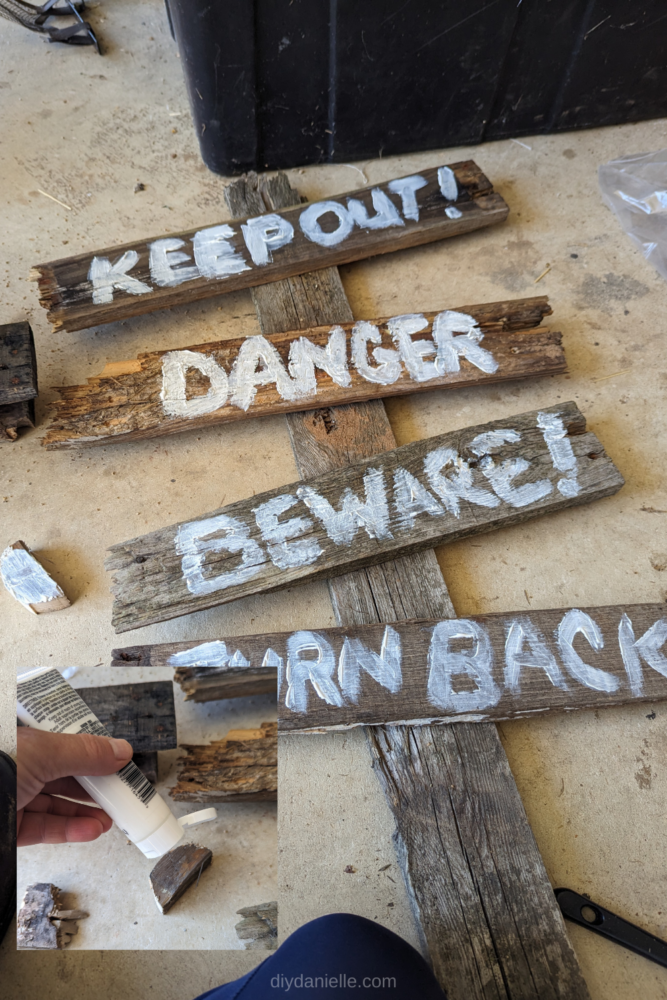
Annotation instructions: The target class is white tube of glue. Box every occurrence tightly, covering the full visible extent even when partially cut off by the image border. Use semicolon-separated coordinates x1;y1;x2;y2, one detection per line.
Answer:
17;666;192;859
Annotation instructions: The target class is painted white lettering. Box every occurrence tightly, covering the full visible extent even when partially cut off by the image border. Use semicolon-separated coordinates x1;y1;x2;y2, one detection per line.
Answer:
424;447;499;517
176;513;267;596
168;641;230;667
298;468;392;545
88;251;152;304
351;321;402;385
241;213;294;266
557;609;619;692
387;314;437;382
470;429;553;508
338;625;402;702
346;188;404;230
432;311;498;375
263;647;284;690
618;614;667;696
288;326;351;397
229;649;250;667
229;335;297;410
393;467;443;529
299;201;354;247
285;631;344;712
193;224;250;279
438;166;458;202
253;494;322;570
161;350;229;418
427;619;500;712
537;411;580;497
504;618;568;694
445;206;463;219
149;238;199;287
387;175;428;221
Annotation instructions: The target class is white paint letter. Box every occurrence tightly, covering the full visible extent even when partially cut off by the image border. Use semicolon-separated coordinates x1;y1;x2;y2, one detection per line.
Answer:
253;494;322;570
193;224;250;278
557;609;620;692
427;619;500;713
346;188;404;230
299;201;354;247
176;513;267;596
168;641;230;667
298;468;392;545
241;213;294;266
338;625;402;702
149;238;199;287
88;251;152;304
393;467;443;529
424;446;499;517
387;314;437;382
288;326;351;397
432;311;498;374
438;166;458;202
229;335;297;410
161;350;229;417
504;618;568;694
351;321;401;385
537;410;580;498
470;429;553;508
285;631;344;712
387;175;428;221
618;614;667;696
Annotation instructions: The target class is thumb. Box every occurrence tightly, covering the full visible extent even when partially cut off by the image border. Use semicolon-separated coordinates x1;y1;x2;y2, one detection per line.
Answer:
17;728;133;811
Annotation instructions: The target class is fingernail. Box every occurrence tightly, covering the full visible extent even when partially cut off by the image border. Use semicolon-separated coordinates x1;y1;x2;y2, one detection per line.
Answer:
109;738;133;760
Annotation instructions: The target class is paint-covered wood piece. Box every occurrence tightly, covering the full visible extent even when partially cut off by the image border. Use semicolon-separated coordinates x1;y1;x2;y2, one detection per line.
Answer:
0;540;70;614
106;401;623;633
42;297;563;449
171;722;277;802
17;884;87;949
0;399;35;442
149;843;213;914
32;162;508;333
78;681;177;753
0;322;37;405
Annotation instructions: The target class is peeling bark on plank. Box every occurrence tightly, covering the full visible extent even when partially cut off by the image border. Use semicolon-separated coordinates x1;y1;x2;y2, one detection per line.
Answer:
17;884;87;949
41;297;564;449
235;901;278;950
171;722;277;803
149;843;213;914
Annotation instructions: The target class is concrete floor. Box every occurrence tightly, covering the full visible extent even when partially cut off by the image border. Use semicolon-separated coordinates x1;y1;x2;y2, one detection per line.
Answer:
1;0;666;996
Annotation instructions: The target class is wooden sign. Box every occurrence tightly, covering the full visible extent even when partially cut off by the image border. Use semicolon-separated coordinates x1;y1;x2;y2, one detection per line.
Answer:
0;323;37;406
31;162;508;333
43;296;565;449
106;401;624;633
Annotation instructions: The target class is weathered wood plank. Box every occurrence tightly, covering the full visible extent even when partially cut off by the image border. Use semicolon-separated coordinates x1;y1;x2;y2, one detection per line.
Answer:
0;398;35;442
42;297;563;449
170;722;277;803
0;322;37;405
235;901;278;951
149;843;213;914
105;401;623;633
32;162;508;333
229;173;590;999
78;681;177;754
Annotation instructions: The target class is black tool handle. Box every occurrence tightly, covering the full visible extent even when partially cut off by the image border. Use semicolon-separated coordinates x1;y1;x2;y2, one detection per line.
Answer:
555;888;667;969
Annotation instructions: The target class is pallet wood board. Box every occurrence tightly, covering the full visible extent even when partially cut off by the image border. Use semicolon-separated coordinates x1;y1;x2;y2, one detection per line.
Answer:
31;162;508;333
106;400;623;633
0;322;37;406
78;681;176;753
42;296;564;449
170;722;277;803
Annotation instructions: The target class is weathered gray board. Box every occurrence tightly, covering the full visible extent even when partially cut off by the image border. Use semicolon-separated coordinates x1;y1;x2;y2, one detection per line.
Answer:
78;681;177;753
224;172;591;999
31;161;508;333
0;322;37;406
106;401;623;633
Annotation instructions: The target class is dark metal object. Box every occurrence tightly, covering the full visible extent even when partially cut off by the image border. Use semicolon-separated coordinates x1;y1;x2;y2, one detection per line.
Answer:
555;888;667;969
0;0;101;51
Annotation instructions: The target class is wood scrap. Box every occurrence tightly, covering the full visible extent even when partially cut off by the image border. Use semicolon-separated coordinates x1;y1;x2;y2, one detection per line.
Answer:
17;884;87;949
235;901;278;950
0;540;70;613
0;398;35;442
0;322;37;405
149;843;213;914
78;681;177;754
171;722;277;803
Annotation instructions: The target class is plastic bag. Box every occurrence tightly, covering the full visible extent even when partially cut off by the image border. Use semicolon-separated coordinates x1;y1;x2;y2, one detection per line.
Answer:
599;149;667;282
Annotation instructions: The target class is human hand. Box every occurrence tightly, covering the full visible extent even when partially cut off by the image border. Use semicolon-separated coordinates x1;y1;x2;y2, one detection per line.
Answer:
17;727;133;847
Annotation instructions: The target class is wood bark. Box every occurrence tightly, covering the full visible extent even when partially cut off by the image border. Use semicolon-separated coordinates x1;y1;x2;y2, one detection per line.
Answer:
0;398;35;442
41;297;564;449
32;162;507;333
235;901;278;950
0;322;37;405
149;843;213;914
78;681;176;754
171;722;277;803
17;884;87;949
224;172;590;998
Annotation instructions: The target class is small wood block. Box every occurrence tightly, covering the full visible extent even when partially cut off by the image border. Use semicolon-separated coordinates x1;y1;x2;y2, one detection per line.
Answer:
17;884;86;949
235;901;278;950
0;322;37;405
0;399;35;442
0;540;70;614
171;722;277;803
78;681;177;754
149;843;213;914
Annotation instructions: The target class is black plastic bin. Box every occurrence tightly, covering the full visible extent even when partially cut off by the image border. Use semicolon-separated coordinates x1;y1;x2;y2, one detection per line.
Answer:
165;0;667;176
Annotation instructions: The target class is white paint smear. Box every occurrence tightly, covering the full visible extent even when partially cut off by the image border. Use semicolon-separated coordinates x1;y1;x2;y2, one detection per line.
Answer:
229;335;298;410
387;313;436;382
393;466;443;529
431;311;498;375
193;224;250;279
346;188;404;230
438;166;458;202
557;609;619;692
470;428;553;508
537;410;581;497
169;641;231;667
285;631;344;713
297;469;392;545
504;618;568;694
351;321;402;385
149;238;199;287
88;251;152;305
253;494;322;570
161;350;229;418
177;514;267;596
0;545;66;613
241;213;294;266
427;619;500;713
338;625;402;702
288;325;351;397
619;614;667;695
299;200;354;247
387;175;428;221
424;447;499;517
